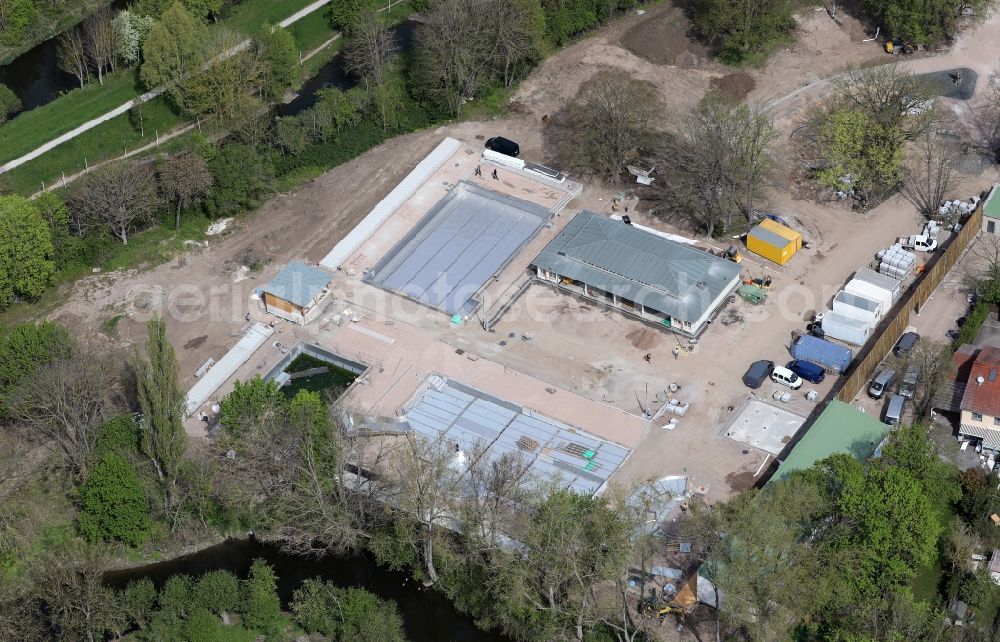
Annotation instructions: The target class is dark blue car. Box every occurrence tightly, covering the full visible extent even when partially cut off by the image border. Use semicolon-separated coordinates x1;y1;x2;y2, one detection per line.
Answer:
786;359;825;384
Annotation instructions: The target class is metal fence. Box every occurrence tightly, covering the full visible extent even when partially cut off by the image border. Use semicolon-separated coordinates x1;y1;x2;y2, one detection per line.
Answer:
834;204;983;403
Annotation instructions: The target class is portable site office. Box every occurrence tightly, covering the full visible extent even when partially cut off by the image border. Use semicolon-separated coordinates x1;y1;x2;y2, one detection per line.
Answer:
852;267;902;305
832;290;881;329
821;311;870;346
845;278;894;314
745;219;803;265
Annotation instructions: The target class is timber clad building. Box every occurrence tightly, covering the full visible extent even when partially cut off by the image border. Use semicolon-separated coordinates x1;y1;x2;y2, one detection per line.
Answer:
531;211;742;337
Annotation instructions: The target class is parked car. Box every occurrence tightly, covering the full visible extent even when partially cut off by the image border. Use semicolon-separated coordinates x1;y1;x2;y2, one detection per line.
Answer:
770;366;803;390
893;331;920;357
786;359;825;384
884;394;906;426
899;366;920;399
743;360;774;389
485;136;520;157
869;369;897;399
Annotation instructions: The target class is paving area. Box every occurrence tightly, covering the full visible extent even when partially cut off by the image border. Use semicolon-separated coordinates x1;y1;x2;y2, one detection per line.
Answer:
724;399;807;456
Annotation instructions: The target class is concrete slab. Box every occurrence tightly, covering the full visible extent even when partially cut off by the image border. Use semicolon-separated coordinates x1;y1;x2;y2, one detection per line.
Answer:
723;398;807;456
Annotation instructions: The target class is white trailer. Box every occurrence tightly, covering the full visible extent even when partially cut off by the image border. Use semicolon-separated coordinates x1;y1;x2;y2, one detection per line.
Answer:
832;290;881;328
845;279;894;314
854;267;903;303
821;312;870;346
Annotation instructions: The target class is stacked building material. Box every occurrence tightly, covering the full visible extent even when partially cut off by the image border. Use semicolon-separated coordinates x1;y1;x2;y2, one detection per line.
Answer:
875;244;917;279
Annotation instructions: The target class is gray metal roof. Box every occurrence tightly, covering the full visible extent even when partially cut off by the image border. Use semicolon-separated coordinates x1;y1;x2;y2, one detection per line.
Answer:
834;290;879;314
366;182;550;316
854;267;902;294
532;211;741;323
402;376;630;495
747;224;793;249
262;261;332;308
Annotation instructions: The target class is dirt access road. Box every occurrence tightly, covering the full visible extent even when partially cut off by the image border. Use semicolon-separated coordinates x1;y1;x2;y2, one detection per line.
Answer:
27;2;1000;501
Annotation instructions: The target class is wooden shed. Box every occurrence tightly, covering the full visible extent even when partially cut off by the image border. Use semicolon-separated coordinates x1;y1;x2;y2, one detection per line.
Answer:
260;261;333;325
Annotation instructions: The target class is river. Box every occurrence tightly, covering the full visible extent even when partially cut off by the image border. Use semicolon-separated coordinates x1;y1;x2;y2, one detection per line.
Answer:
103;537;509;642
278;19;417;117
0;0;129;111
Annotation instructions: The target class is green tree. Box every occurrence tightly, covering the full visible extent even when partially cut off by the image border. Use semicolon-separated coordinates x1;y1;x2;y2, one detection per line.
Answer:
205;143;274;217
122;577;158;631
184;607;224;642
77;452;152;546
291;578;339;635
135;315;187;483
690;0;797;63
493;489;636;640
816;454;940;595
959;567;997;611
140;2;209;109
158;574;193;618
291;580;405;641
219;376;285;437
255;25;299;102
861;0;991;45
0;195;56;309
813;106;904;208
337;586;406;642
181;0;224;21
0;82;21;123
328;0;371;33
33;192;74;271
880;424;960;515
95;414;142;455
238;559;281;631
192;570;239;617
0;321;73;413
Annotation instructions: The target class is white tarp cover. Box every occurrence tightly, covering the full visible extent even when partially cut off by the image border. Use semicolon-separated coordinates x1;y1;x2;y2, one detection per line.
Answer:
184;323;274;416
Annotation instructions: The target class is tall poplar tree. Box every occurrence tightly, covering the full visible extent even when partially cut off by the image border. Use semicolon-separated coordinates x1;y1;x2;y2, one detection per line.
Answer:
134;315;186;484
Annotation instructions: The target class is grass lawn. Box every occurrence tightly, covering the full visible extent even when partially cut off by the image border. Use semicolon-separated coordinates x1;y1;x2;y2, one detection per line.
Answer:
0;70;143;166
288;7;335;52
222;0;321;33
0;0;321;168
2;97;186;195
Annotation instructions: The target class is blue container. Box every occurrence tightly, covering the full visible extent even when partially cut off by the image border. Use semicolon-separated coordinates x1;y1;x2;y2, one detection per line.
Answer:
790;335;852;374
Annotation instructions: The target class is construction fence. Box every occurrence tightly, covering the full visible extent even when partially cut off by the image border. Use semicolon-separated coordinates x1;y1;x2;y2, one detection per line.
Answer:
834;204;983;403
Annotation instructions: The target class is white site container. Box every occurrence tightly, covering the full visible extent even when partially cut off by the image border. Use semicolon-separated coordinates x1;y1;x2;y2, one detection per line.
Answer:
854;267;903;302
832;290;881;328
821;311;871;346
845;278;894;314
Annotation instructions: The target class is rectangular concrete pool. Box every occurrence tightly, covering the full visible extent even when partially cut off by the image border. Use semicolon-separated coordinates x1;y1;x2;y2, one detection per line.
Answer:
364;182;550;316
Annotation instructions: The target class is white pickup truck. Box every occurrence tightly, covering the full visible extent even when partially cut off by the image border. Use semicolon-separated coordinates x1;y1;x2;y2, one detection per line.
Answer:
896;234;937;252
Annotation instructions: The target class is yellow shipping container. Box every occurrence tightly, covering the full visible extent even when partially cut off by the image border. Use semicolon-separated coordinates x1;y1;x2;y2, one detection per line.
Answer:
746;219;802;265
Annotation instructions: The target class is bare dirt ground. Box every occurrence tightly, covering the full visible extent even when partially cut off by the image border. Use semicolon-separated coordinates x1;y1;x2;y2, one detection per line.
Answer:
23;4;1000;504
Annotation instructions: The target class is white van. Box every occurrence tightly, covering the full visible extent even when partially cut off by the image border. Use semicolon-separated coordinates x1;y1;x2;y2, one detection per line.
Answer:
868;369;896;399
770;366;803;390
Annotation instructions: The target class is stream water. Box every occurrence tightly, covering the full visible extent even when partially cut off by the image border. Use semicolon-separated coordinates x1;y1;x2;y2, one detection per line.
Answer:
103;537;509;642
0;0;129;111
278;19;417;117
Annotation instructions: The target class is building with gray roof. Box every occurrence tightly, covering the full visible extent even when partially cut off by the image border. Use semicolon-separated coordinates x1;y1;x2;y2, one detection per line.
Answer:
531;211;742;336
401;375;631;495
260;261;333;325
